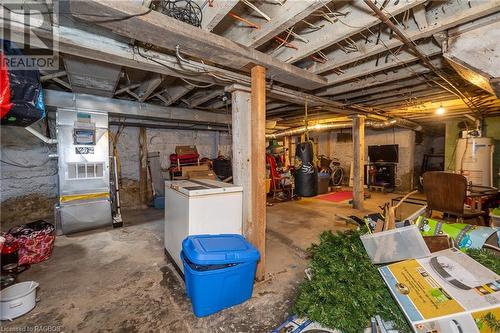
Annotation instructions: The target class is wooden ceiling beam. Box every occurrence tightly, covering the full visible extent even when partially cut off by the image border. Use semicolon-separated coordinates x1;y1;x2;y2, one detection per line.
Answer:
3;19;343;112
272;0;426;63
201;0;239;31
70;0;327;90
148;81;196;106
316;58;442;97
189;90;223;108
312;0;500;74
370;91;454;107
323;39;441;85
331;77;431;101
229;0;330;48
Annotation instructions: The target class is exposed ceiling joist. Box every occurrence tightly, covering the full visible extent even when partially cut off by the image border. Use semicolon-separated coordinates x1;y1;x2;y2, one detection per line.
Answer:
70;0;327;90
272;0;426;63
312;0;500;74
159;81;195;106
189;90;223;108
134;74;163;102
323;39;441;85
231;0;330;48
331;77;430;101
40;71;67;82
371;90;453;107
350;83;439;104
317;58;442;96
3;19;332;110
201;0;239;31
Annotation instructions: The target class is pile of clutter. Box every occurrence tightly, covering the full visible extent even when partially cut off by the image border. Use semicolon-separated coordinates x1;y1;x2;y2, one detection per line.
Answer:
282;199;500;333
0;220;55;320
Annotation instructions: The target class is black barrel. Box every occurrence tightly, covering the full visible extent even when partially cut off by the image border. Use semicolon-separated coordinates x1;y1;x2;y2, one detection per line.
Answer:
295;141;318;197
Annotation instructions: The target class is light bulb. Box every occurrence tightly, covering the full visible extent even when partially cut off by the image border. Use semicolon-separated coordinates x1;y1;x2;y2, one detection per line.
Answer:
436;105;445;115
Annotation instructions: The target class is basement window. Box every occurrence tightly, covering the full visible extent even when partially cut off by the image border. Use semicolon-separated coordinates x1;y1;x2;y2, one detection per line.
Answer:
67;162;105;180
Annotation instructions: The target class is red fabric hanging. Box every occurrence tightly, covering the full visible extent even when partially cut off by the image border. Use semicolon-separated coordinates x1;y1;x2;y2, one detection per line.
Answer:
0;51;13;119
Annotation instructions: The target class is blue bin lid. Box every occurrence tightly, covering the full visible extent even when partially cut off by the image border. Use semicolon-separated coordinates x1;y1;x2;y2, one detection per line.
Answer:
182;234;260;265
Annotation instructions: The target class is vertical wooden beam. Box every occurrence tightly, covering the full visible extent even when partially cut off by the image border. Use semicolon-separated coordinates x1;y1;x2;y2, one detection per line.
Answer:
352;115;366;210
326;131;332;157
139;127;148;205
251;65;266;281
283;136;290;167
214;131;220;157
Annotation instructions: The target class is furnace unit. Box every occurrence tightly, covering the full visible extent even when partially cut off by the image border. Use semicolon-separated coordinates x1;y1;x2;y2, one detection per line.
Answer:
55;109;113;234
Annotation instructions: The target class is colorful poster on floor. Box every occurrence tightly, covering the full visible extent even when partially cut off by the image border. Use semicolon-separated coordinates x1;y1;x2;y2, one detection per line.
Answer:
380;248;500;333
416;216;496;250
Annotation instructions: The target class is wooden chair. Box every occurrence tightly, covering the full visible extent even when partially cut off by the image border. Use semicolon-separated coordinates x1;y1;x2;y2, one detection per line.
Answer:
422;171;485;225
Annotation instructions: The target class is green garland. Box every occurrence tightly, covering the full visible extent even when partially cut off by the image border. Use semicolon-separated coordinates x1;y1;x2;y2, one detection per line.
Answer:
293;230;500;333
293;229;410;333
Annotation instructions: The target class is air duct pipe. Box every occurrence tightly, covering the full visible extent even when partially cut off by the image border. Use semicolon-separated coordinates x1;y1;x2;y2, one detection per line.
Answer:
266;119;422;139
25;126;58;144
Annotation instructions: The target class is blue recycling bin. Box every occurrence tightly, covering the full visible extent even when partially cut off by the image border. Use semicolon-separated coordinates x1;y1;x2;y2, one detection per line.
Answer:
181;234;260;317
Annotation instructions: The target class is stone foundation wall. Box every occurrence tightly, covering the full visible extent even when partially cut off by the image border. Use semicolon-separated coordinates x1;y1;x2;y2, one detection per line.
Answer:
1;121;232;223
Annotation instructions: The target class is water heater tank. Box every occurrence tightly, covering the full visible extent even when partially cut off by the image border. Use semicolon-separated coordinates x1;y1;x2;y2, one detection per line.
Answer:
455;137;494;187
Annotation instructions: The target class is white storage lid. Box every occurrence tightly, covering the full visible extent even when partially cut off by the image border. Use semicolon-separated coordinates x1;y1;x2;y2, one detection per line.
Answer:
166;179;243;196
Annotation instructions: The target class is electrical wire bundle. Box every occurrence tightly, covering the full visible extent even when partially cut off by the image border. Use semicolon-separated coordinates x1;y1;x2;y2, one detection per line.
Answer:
160;0;202;27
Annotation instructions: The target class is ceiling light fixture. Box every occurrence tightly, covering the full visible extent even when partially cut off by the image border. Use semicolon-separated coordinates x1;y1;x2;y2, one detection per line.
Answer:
436;104;445;115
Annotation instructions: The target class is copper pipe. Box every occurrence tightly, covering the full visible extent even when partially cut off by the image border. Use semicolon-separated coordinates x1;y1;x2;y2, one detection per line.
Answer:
228;12;260;29
274;36;298;50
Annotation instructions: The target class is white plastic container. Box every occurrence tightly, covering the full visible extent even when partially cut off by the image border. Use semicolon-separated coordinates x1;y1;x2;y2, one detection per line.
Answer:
0;281;39;320
360;225;431;264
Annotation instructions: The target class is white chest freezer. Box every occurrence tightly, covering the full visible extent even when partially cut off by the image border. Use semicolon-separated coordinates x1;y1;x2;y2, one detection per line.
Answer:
164;179;243;271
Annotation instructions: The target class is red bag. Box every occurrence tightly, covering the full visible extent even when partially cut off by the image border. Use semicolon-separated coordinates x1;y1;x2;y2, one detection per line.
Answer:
0;51;13;119
8;220;55;266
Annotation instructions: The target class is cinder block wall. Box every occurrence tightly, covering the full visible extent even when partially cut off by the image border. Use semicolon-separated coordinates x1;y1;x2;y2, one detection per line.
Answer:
311;128;418;192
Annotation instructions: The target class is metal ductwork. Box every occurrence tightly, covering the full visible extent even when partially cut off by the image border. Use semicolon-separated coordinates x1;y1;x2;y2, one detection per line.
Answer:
266;118;422;139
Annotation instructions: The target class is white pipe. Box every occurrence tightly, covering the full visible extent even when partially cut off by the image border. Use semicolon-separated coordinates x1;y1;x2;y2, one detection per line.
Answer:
25;126;57;144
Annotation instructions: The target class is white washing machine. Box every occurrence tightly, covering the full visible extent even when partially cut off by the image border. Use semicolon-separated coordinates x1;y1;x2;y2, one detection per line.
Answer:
164;179;243;272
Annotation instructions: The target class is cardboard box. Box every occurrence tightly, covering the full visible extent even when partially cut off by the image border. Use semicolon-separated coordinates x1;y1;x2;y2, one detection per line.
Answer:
187;170;216;180
181;165;209;178
380;248;500;333
175;145;198;156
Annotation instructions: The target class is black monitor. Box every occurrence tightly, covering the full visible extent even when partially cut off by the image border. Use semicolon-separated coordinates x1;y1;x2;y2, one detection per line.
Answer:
368;144;399;163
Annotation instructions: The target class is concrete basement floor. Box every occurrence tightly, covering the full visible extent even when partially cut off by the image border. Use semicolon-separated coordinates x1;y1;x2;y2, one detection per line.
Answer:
2;191;408;332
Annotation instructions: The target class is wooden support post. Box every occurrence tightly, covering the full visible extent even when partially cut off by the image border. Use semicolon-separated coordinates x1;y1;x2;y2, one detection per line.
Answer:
214;131;220;157
139;127;148;205
251;65;266;281
352;115;365;210
283;136;290;167
225;76;267;281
